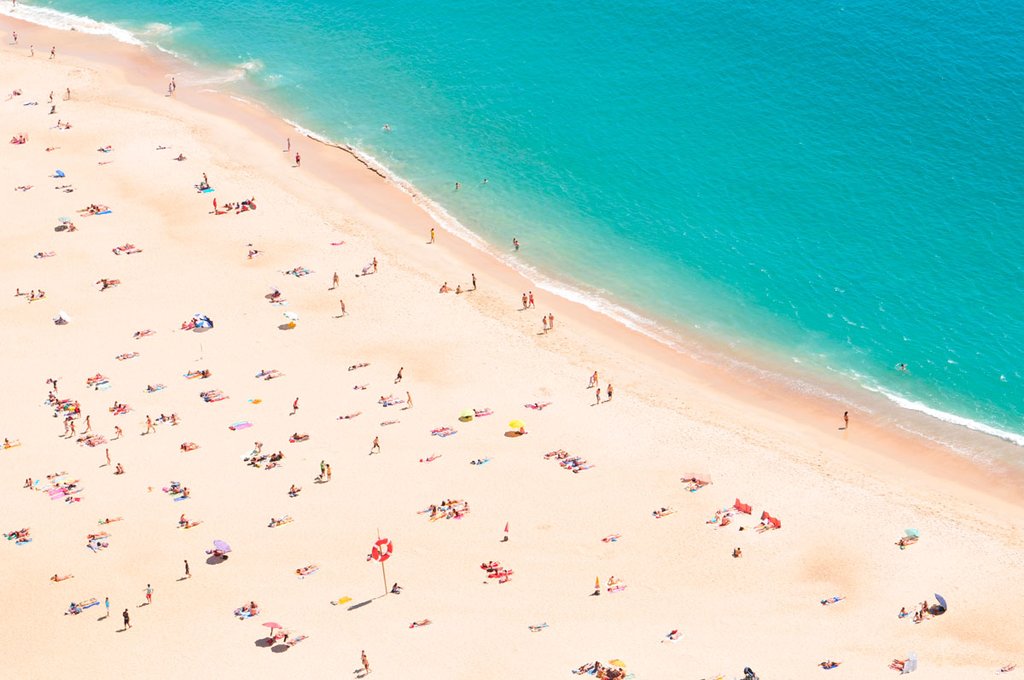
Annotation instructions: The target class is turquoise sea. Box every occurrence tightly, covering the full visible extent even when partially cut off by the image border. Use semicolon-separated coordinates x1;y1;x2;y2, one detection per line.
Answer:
6;1;1023;450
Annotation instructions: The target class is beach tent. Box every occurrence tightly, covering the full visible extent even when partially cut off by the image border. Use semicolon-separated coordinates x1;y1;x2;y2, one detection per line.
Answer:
459;409;474;422
902;652;918;673
933;593;947;613
733;499;752;514
53;310;71;325
54;169;65;178
193;313;214;330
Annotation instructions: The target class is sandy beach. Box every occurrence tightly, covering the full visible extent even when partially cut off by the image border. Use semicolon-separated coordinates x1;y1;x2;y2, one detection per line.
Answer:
1;18;1023;679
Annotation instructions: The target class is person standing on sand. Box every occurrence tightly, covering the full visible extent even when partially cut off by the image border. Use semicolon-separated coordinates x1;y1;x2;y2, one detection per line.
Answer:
114;425;123;439
607;383;613;401
122;609;131;630
145;415;155;434
144;584;153;605
528;291;535;308
104;596;110;618
325;463;332;481
542;317;548;333
472;273;477;290
295;152;301;167
286;137;290;152
370;436;381;455
361;650;370;674
595;387;602;405
395;367;403;384
372;257;378;273
430;228;435;244
406;391;413;409
588;371;598;388
83;415;91;434
49;46;55;60
843;411;849;429
184;560;190;579
339;299;346;316
331;272;339;290
105;449;111;466
521;293;528;310
548;313;554;330
291;398;299;415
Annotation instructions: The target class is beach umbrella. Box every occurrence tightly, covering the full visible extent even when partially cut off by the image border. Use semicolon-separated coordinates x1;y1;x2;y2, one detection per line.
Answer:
213;539;232;553
53;310;71;325
283;311;299;321
262;622;282;630
508;420;525;429
934;593;947;611
609;660;627;669
905;528;920;538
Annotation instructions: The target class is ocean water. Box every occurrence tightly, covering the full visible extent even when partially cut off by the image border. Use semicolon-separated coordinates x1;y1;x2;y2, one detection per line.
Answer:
7;1;1024;448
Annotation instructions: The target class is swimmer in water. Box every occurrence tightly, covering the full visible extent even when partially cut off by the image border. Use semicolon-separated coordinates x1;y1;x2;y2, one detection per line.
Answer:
897;363;908;373
382;123;391;132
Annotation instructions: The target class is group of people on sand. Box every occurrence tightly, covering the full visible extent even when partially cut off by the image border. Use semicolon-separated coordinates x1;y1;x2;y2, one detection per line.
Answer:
10;133;27;144
572;661;626;679
14;288;46;301
423;499;470;521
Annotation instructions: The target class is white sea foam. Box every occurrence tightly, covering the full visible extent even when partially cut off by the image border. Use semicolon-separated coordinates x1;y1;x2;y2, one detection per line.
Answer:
0;3;143;45
861;383;1024;447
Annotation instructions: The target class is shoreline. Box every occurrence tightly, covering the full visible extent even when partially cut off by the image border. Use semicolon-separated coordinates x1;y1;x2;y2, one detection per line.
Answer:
3;10;1021;510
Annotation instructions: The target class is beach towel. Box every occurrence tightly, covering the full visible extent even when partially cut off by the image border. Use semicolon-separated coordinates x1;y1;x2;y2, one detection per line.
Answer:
200;188;214;193
229;421;252;431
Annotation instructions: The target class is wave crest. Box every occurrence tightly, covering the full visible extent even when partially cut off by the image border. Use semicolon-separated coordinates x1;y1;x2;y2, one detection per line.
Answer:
0;3;143;45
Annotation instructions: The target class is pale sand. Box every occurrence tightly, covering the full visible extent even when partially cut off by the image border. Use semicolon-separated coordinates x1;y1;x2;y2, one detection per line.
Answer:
1;20;1023;680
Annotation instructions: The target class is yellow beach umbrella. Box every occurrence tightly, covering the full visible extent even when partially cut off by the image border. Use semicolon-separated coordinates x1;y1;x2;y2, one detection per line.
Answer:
508;420;525;429
609;659;627;668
